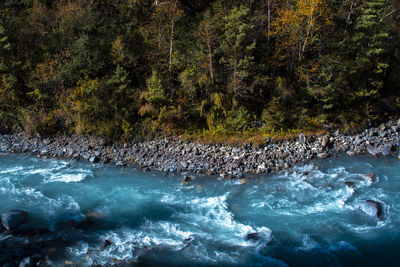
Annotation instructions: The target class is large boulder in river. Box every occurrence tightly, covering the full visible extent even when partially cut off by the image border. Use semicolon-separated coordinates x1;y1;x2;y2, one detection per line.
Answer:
366;146;382;158
360;200;383;219
1;210;28;230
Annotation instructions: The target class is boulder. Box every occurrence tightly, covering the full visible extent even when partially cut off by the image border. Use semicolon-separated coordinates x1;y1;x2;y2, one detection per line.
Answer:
1;145;10;152
1;210;28;230
245;232;261;241
89;156;99;163
183;176;191;186
360;200;383;219
344;181;356;188
101;239;112;251
317;152;329;159
366;146;382;158
321;135;330;148
380;145;392;156
365;173;375;183
76;217;95;231
346;150;356;157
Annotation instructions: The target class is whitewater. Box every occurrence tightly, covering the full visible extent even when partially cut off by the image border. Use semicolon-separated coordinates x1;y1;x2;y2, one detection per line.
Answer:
0;154;399;266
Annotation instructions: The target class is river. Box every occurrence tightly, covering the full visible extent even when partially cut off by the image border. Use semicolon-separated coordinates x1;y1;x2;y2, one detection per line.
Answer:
0;154;399;266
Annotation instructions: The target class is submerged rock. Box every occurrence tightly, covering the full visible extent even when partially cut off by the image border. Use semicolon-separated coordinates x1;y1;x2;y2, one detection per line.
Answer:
183;176;191;186
360;200;383;219
344;181;356;188
101;239;112;251
1;210;28;230
365;173;375;183
245;232;261;241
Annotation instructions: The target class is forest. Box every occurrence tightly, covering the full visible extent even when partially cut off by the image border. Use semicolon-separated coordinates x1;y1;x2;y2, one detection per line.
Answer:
0;0;399;141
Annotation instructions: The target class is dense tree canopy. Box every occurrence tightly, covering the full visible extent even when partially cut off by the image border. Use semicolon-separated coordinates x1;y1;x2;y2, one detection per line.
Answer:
0;0;399;140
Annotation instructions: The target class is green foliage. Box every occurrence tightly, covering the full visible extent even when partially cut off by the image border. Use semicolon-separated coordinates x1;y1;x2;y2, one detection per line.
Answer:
0;0;399;140
145;70;166;105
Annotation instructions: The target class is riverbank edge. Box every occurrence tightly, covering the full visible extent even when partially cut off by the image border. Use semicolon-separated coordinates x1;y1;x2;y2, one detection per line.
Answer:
0;120;399;179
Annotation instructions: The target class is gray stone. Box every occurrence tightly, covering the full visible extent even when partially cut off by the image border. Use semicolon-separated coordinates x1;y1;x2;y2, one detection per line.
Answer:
1;210;28;230
317;152;329;159
89;156;99;163
366;146;382;158
360;200;383;219
321;135;330;148
265;137;271;144
354;135;363;145
298;133;306;144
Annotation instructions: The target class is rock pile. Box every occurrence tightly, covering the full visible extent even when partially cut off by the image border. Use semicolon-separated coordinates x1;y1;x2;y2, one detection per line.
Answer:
0;121;399;178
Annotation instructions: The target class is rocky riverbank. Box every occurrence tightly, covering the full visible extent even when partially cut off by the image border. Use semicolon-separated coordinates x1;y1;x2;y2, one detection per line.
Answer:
1;120;399;179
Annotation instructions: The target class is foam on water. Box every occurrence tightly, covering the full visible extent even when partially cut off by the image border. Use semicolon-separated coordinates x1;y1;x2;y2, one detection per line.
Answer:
0;154;399;266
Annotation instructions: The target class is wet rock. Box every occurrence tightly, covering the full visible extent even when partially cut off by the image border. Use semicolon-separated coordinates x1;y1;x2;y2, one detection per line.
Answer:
245;232;261;241
43;139;51;145
365;173;375;183
57;219;78;233
89;156;99;163
346;150;356;157
380;144;392;156
76;217;95;231
344;181;356;188
366;146;382;158
115;161;125;167
12;224;34;236
183;176;191;186
360;200;383;219
1;210;28;230
18;257;31;267
101;239;112;251
317;152;329;159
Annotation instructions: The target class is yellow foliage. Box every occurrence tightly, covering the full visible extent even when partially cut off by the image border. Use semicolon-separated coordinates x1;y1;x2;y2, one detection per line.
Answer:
138;103;157;117
270;0;332;62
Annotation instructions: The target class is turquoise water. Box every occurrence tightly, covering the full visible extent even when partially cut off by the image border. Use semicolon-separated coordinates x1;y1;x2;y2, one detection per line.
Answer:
0;154;399;266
